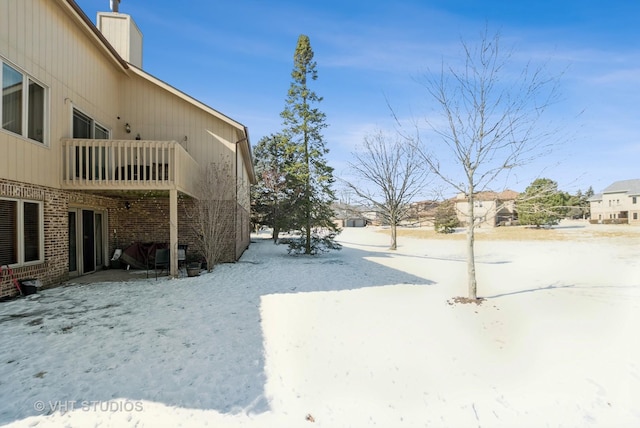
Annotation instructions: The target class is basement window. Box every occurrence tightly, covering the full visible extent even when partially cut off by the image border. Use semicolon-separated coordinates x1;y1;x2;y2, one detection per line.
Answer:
0;198;44;266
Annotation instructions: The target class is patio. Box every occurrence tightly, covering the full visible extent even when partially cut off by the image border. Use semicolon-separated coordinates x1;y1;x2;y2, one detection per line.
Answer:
63;267;178;285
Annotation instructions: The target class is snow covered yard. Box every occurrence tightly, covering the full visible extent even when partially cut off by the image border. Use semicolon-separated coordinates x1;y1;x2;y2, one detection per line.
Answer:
1;224;639;427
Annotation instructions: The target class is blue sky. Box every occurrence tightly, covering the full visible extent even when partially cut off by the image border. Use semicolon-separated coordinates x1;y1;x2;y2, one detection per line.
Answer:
76;0;640;196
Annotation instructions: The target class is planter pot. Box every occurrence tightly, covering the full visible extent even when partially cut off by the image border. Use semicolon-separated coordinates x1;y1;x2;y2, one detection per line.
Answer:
186;262;201;277
186;268;200;277
19;279;41;296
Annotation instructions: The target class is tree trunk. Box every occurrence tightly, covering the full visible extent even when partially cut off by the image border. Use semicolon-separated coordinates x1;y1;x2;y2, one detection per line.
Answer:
272;225;280;243
390;222;397;250
467;192;478;300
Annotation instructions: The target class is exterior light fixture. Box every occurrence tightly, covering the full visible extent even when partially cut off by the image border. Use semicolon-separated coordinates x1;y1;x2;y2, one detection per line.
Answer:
125;123;131;133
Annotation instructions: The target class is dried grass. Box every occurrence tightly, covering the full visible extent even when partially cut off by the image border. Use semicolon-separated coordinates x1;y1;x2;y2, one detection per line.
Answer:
378;223;640;242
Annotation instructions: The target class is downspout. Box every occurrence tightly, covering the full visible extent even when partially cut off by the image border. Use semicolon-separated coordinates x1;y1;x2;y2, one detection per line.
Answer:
235;135;248;260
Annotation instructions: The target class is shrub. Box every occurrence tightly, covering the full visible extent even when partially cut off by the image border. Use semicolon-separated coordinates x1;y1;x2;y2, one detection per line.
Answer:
434;201;460;233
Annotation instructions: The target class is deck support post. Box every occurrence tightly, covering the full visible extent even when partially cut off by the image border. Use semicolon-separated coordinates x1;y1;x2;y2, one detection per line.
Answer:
169;189;178;276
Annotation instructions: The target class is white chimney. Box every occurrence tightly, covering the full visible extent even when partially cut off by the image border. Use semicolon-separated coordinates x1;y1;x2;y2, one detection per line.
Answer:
97;7;143;68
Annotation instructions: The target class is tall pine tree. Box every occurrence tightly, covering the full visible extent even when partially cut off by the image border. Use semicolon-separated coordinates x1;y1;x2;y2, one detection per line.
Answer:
280;34;340;254
252;133;295;242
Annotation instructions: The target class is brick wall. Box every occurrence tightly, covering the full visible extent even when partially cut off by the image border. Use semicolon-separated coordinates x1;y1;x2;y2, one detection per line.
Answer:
0;179;67;299
177;196;237;265
110;195;172;249
1;184;248;299
0;179;124;299
109;194;235;264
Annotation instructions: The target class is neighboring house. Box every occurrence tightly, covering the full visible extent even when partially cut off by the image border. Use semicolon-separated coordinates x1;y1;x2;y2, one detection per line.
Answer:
332;202;368;227
0;0;255;298
588;179;640;224
406;200;439;227
454;190;519;227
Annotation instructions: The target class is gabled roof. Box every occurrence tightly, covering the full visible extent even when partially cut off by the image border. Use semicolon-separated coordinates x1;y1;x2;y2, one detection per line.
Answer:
588;193;602;202
456;190;519;202
61;0;256;184
61;0;129;70
602;179;640;196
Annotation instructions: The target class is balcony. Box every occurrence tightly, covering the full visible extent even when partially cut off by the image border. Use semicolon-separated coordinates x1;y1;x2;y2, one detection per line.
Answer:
61;139;200;196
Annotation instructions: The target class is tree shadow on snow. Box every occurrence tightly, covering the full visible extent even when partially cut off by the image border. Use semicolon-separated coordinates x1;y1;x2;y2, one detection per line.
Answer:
401;254;512;265
0;236;435;425
484;282;575;299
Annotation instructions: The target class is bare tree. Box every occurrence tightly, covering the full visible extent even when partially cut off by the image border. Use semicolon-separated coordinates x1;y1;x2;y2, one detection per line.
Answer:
345;129;429;250
416;29;562;300
185;158;236;272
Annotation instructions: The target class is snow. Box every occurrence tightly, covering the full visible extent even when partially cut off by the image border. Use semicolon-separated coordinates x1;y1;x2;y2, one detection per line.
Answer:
1;223;639;427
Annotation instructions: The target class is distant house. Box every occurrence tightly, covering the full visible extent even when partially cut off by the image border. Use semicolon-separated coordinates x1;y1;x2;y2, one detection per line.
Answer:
332;202;368;227
454;190;519;227
588;179;640;224
406;200;439;227
1;0;255;298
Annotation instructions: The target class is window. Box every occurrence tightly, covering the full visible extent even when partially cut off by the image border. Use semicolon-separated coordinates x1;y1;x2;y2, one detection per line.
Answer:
1;61;47;144
633;197;637;204
0;199;43;266
72;109;111;179
634;213;638;220
73;109;109;139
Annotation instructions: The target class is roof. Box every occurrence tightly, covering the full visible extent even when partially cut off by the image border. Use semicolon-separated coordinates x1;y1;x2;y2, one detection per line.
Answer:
62;0;129;70
456;190;519;201
602;179;640;196
588;193;603;202
128;66;256;184
62;0;256;184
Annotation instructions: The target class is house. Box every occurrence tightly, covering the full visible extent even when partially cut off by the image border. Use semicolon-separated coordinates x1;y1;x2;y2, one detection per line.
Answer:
406;200;439;227
454;190;519;227
332;202;368;227
588;179;640;224
0;0;255;298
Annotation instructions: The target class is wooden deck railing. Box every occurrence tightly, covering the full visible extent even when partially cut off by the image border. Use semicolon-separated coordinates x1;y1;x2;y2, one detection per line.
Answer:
61;139;200;196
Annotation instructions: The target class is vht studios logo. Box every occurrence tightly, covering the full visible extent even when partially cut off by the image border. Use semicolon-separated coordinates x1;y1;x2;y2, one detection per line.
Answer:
34;400;144;413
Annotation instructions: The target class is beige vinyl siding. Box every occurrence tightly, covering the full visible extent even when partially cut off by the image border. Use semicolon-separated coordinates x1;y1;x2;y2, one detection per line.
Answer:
119;74;238;166
0;0;123;188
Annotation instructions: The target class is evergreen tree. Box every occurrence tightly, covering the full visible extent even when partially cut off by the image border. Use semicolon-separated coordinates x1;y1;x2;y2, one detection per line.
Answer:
566;187;593;219
280;34;340;254
585;186;595;199
252;133;296;242
517;178;569;227
434;200;460;233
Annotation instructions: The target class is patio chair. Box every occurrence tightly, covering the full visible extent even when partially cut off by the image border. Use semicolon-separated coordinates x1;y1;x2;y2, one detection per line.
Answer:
178;244;188;273
154;248;170;280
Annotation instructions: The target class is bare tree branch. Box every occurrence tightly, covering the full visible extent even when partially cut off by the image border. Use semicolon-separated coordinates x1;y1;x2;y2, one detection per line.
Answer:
414;28;564;300
343;129;430;250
